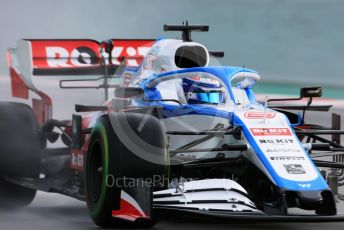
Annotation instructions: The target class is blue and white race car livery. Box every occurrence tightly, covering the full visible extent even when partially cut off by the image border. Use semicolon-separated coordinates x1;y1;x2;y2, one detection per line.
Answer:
2;22;344;228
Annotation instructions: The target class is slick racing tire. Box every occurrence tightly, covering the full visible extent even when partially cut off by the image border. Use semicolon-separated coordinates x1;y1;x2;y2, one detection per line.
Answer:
85;113;168;228
0;102;42;207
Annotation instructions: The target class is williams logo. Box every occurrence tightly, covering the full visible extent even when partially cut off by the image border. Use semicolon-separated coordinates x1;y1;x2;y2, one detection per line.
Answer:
298;183;311;188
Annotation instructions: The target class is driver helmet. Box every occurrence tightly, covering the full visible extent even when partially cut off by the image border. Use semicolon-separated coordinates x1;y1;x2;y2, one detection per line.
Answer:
182;77;225;104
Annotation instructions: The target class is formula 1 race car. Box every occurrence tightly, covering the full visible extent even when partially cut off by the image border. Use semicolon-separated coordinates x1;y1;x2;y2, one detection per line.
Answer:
1;22;344;227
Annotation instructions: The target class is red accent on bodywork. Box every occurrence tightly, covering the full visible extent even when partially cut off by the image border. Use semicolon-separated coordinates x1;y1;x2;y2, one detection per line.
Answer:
8;49;53;124
81;115;94;129
9;67;29;99
112;198;147;221
33;91;52;124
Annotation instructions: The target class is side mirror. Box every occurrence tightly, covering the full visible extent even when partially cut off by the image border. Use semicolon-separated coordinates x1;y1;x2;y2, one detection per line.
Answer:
115;87;144;98
300;86;322;98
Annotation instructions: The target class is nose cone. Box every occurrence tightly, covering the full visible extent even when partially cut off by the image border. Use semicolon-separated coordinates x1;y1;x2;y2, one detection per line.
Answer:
284;189;337;215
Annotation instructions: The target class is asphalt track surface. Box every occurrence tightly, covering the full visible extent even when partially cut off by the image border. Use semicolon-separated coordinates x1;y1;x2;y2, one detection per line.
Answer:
1;192;344;230
1;76;344;229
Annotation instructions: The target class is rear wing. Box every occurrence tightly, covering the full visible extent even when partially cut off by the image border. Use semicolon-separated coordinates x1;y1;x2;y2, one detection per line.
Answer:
8;39;155;88
7;39;155;123
28;39;154;75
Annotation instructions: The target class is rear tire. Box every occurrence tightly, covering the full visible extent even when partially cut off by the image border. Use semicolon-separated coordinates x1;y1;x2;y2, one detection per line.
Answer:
0;178;37;207
0;102;42;207
85;113;168;228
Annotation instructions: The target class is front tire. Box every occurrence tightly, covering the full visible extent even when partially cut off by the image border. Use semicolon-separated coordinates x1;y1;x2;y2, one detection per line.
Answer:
85;113;168;228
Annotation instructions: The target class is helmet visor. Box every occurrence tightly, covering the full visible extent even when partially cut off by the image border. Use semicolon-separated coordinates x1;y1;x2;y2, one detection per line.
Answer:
188;91;225;104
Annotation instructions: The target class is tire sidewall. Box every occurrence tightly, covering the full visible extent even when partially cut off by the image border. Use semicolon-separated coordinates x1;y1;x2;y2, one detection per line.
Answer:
85;116;120;226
